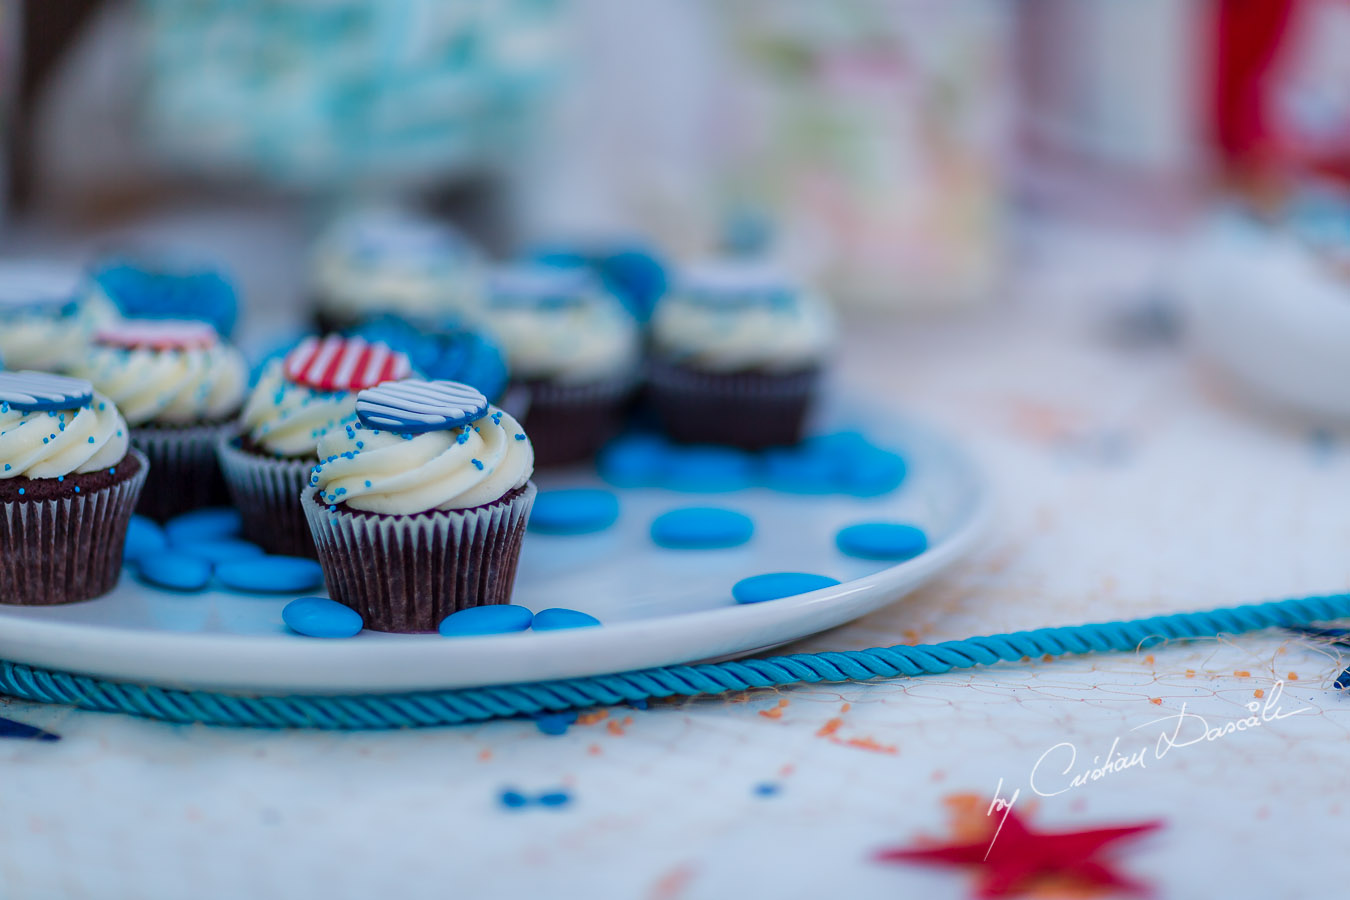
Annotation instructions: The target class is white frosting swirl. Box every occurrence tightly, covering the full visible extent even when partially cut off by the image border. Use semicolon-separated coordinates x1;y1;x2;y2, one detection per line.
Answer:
0;391;129;479
0;263;119;372
72;343;248;427
652;267;834;373
487;297;639;384
310;406;533;514
240;360;363;458
311;210;484;322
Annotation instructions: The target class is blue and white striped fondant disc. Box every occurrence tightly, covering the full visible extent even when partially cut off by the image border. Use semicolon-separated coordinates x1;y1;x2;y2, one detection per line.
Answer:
0;371;94;412
355;380;489;434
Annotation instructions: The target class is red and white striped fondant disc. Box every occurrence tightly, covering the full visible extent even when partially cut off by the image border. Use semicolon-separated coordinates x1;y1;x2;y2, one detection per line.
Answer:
95;319;219;351
282;335;411;392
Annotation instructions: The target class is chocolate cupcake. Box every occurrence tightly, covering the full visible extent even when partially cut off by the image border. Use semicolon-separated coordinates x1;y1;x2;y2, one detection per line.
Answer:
485;264;639;465
0;261;119;373
71;320;247;521
0;371;148;605
218;335;412;557
310;207;484;333
303;380;535;633
648;261;834;449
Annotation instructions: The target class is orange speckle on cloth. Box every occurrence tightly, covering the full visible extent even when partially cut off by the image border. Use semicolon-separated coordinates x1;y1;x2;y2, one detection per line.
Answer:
1254;689;1265;698
1288;672;1299;681
1234;670;1251;678
759;699;789;720
841;703;851;713
841;736;897;754
1042;654;1055;663
577;709;609;725
1143;655;1154;665
588;744;602;756
1184;670;1196;678
478;749;492;761
817;717;844;738
779;764;795;777
1149;698;1162;706
607;719;627;736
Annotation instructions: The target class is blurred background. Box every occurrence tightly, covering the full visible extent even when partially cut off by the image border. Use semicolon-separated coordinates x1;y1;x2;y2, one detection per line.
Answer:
3;0;1350;422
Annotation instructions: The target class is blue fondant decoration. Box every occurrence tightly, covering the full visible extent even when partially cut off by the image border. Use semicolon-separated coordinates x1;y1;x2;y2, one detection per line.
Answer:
0;717;60;742
528;489;620;535
597;434;670;487
216;557;324;594
181;539;265;565
92;262;238;337
732;572;841;605
596;248;667;323
650;507;754;549
663;446;755;493
123;515;167;562
282;597;364;639
137;553;213;592
835;523;929;561
0;371;93;412
531;608;602;631
355;380;488;433
438;604;534;636
164;508;242;545
351;314;509;402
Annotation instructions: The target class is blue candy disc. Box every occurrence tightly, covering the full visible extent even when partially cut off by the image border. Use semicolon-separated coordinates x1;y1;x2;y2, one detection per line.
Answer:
137;553;213;592
529;489;620;535
216;557;324;593
662;446;755;493
0;371;93;412
531;608;602;631
123;515;167;562
439;604;534;636
164;507;242;545
732;572;841;604
181;539;264;565
355;380;489;433
597;434;669;487
650;507;754;549
283;597;364;638
835;523;928;561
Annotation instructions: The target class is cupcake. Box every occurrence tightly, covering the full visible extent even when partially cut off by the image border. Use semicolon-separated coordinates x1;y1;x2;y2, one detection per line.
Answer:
0;261;119;372
219;334;413;557
310;207;484;333
0;371;148;605
648;261;834;449
350;313;509;402
87;259;239;338
71;320;248;522
485;264;640;465
303;380;535;633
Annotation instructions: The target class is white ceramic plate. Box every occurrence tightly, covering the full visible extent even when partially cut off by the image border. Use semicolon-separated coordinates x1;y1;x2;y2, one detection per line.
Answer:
0;410;989;694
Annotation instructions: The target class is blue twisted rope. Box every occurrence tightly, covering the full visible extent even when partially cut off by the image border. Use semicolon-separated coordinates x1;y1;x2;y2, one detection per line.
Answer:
1;593;1346;730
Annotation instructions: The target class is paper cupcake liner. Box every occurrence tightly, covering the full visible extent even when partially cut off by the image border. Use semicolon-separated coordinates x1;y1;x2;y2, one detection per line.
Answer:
133;422;236;522
216;435;317;558
519;374;638;467
0;449;148;606
303;481;536;633
646;358;820;449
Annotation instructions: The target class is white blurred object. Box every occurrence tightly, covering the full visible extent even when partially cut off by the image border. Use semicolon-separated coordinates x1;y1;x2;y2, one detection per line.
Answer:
1173;214;1350;421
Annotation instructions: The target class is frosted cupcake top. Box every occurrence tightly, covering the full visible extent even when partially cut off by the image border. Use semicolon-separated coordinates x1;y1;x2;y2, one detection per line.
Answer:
0;262;119;372
241;335;413;459
485;265;639;384
309;380;533;515
71;321;248;427
651;261;834;373
0;372;129;479
311;209;483;322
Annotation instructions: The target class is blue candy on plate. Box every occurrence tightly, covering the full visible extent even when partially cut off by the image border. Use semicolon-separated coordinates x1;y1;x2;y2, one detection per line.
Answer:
0;371;93;412
732;572;841;604
282;597;364;638
355;380;489;433
662;446;755;493
531;608;602;631
529;489;620;535
137;553;213;592
216;557;324;593
835;523;928;561
597;434;670;487
439;604;534;636
650;507;754;549
181;539;264;565
164;508;242;545
123;515;167;561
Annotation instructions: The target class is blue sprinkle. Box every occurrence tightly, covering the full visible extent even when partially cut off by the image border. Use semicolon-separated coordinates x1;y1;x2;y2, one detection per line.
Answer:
137;553;213;592
17;488;24;496
87;436;95;443
3;464;8;471
56;476;63;482
754;782;781;797
514;433;525;441
531;608;602;631
364;480;372;488
282;597;364;639
536;791;571;808
732;572;841;604
529;489;620;535
533;711;579;735
216;557;324;594
650;507;754;549
440;604;534;636
835;523;928;561
498;789;530;810
73;486;79;493
471;458;484;470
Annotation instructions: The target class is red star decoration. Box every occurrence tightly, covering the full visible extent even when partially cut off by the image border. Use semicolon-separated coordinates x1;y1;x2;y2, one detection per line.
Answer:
875;808;1163;898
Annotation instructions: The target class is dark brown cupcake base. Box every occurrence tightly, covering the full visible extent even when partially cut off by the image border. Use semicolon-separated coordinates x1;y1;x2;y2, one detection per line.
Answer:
518;377;635;467
647;359;819;450
0;450;148;606
132;421;235;522
303;482;536;633
217;435;318;558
